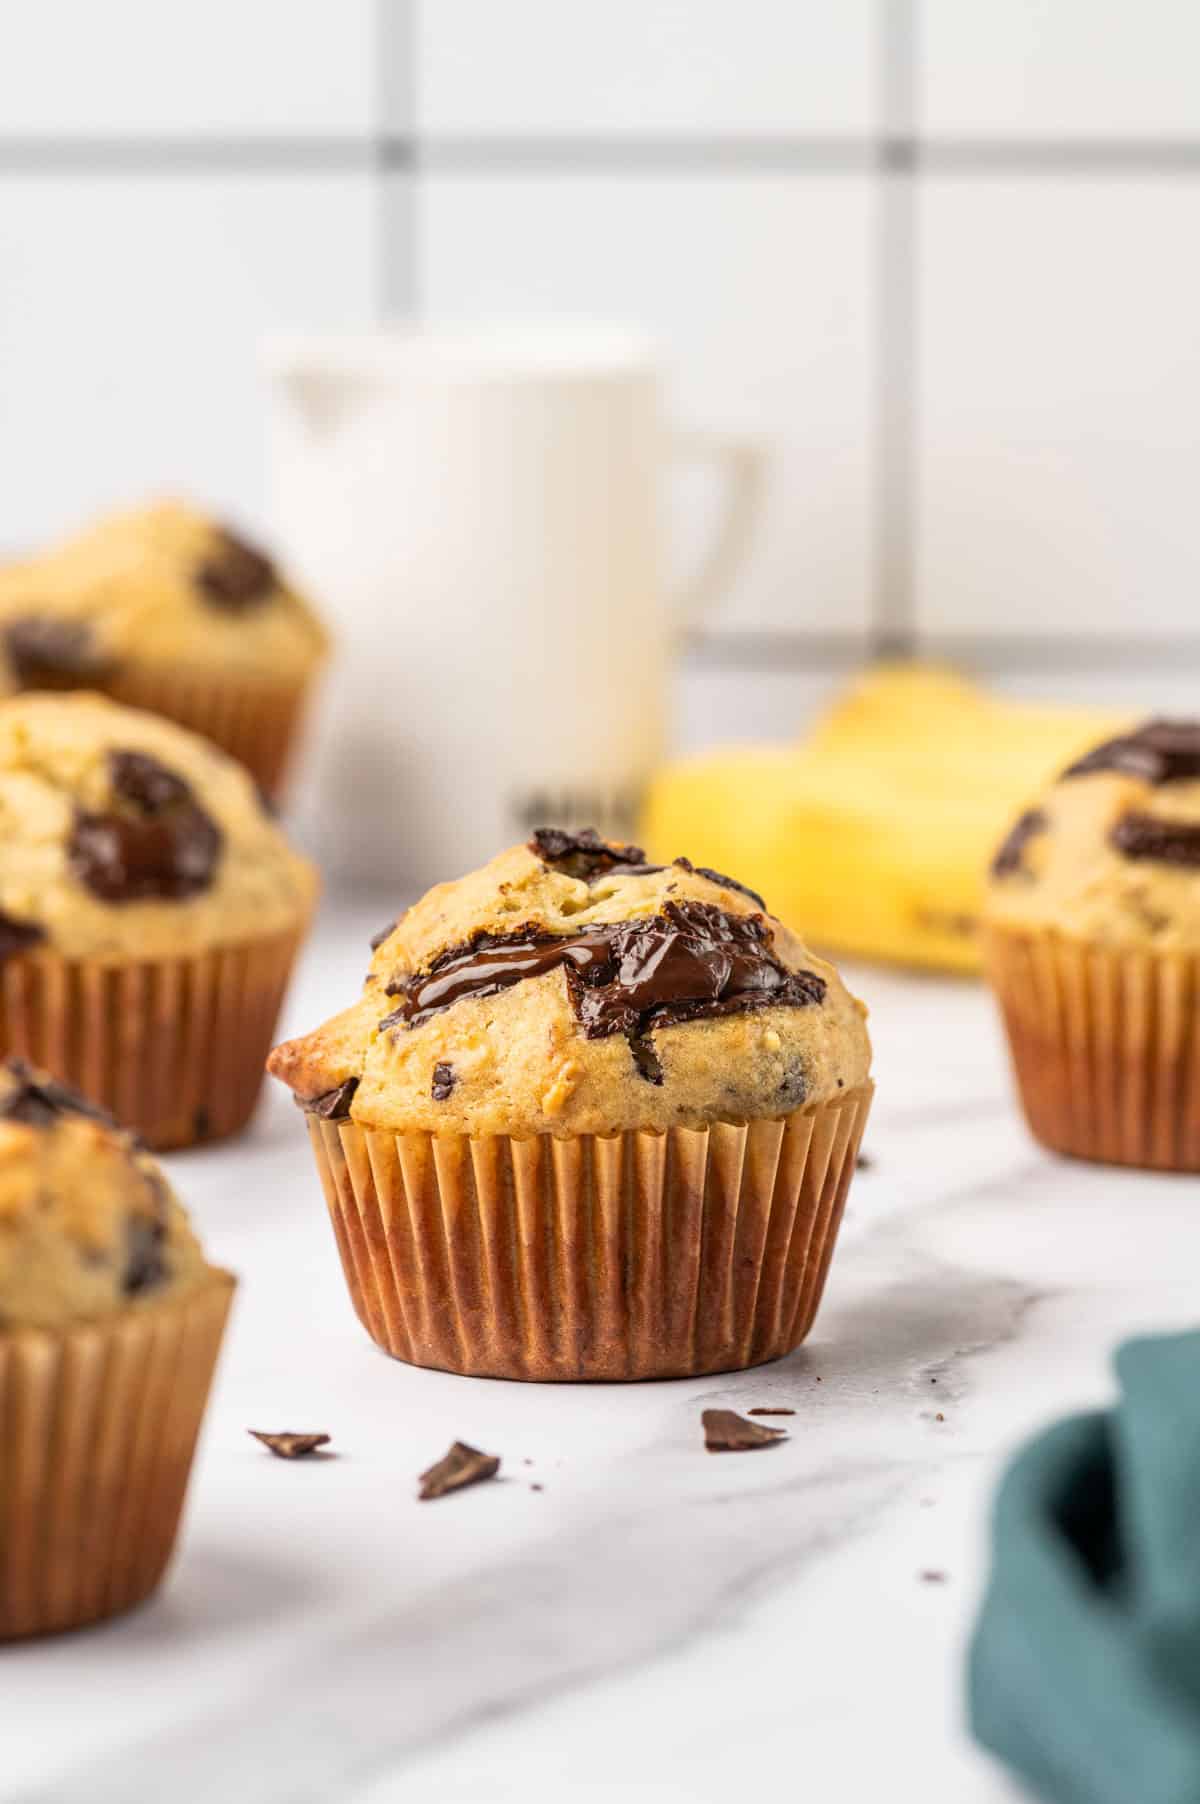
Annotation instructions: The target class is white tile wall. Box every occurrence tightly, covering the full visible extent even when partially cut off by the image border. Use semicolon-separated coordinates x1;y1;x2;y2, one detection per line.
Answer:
915;177;1200;642
0;1;378;139
920;0;1200;140
416;174;876;638
1;0;1200;672
415;0;877;138
0;176;379;548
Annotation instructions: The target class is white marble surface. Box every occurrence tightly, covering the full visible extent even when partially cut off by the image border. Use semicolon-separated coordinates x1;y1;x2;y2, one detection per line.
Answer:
6;896;1200;1804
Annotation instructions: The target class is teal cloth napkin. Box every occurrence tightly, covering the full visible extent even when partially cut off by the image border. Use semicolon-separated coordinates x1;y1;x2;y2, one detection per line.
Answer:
970;1332;1200;1804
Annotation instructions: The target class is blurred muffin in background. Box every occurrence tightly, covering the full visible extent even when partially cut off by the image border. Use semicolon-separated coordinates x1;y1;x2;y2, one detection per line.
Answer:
986;720;1200;1171
0;691;317;1148
0;499;328;799
0;1056;233;1639
269;827;872;1382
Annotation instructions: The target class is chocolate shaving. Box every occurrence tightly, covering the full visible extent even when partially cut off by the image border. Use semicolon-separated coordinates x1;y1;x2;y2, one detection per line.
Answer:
431;1062;456;1102
68;748;222;902
297;1076;359;1120
528;826;659;880
674;856;767;912
0;908;45;963
702;1408;788;1452
1064;719;1200;786
194;527;277;613
4;616;114;690
381;902;825;1086
0;1057;114;1129
249;1430;332;1460
748;1407;796;1417
418;1440;500;1500
991;807;1047;879
1110;811;1200;867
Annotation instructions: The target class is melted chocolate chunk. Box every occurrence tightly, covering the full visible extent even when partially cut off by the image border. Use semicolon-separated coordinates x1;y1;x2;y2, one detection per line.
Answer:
0;1057;114;1129
702;1408;788;1452
69;748;222;902
0;909;44;962
991;807;1048;879
673;856;767;912
194;527;277;613
297;1076;360;1120
382;902;825;1084
1110;811;1200;867
418;1440;500;1501
4;617;113;690
1064;719;1200;786
369;918;398;953
123;1213;168;1296
431;1062;456;1102
249;1430;331;1460
528;826;659;880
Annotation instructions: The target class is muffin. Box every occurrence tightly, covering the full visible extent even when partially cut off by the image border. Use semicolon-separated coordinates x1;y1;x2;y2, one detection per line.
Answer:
0;499;328;798
268;829;872;1381
985;719;1200;1170
0;691;317;1147
0;1058;233;1638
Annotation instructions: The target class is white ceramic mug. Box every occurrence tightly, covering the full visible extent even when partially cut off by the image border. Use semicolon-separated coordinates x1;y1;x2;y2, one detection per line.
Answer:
265;324;762;889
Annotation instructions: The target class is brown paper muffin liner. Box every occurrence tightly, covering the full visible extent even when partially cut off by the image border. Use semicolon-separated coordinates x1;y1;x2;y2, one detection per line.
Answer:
306;1083;872;1381
0;1270;234;1641
0;926;305;1149
98;665;316;802
985;924;1200;1171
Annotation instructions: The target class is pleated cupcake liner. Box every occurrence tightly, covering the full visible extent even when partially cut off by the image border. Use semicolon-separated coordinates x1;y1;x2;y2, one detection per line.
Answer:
0;1270;234;1641
97;665;317;801
0;926;305;1149
306;1083;873;1382
985;925;1200;1171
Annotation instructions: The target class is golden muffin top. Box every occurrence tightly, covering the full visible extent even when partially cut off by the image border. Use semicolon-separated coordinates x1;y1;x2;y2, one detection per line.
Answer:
0;692;317;961
986;720;1200;946
0;1059;210;1330
269;829;872;1138
0;499;327;683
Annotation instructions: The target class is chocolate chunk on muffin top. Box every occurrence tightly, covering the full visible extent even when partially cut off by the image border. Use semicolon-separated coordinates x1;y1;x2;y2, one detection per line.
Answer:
987;718;1200;944
269;832;870;1137
0;691;316;960
0;499;327;684
0;1058;209;1329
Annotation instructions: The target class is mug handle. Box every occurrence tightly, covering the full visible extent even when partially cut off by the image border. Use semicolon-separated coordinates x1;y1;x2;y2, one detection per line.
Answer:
670;430;767;628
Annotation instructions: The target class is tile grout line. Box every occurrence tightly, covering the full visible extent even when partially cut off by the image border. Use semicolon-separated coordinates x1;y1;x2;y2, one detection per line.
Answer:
872;0;918;658
373;0;417;316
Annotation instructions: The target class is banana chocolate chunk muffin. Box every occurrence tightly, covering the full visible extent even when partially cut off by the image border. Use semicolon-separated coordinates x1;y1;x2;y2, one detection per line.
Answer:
0;1059;207;1330
0;1055;234;1639
0;499;328;797
986;719;1200;1169
0;691;316;1146
270;830;872;1381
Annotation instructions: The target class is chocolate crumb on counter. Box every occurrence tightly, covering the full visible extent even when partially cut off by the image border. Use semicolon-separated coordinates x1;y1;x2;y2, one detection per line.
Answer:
748;1407;796;1417
249;1430;332;1460
920;1570;948;1584
702;1408;788;1452
418;1440;500;1500
935;1412;945;1423
431;1062;456;1102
